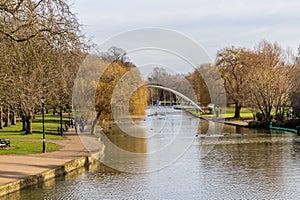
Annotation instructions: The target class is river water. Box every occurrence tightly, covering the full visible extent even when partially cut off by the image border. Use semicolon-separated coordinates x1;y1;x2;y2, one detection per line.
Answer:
2;107;300;199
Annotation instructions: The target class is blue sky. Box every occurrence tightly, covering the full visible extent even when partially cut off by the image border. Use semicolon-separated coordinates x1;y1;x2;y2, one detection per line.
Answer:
72;0;300;60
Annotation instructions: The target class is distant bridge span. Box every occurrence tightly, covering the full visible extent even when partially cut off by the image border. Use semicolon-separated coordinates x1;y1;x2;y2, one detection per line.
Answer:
146;84;206;114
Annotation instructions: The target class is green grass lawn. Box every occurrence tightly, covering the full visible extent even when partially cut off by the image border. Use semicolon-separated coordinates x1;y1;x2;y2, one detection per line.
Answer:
0;114;68;140
189;106;254;119
0;141;61;155
222;107;254;118
0;114;69;155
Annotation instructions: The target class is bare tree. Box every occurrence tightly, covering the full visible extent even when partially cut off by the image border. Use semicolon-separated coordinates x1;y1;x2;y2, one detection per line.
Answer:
0;0;89;134
245;41;295;121
287;46;300;117
0;0;82;43
100;46;129;64
148;67;198;104
216;47;251;118
148;67;168;83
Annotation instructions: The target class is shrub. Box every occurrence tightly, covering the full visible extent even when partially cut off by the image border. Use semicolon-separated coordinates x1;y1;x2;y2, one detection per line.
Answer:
248;120;269;129
256;113;263;121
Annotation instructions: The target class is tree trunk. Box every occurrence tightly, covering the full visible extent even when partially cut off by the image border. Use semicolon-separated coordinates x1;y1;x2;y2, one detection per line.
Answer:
26;114;33;134
4;109;10;127
91;112;101;135
0;106;2;129
234;102;242;118
265;109;272;122
53;107;56;115
21;114;27;131
11;111;16;125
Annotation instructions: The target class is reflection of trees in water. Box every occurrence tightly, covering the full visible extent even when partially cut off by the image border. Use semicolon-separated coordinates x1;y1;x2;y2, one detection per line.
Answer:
105;122;147;154
209;142;289;188
197;120;209;134
106;134;147;154
198;120;273;135
197;118;300;192
99;124;148;173
197;120;224;135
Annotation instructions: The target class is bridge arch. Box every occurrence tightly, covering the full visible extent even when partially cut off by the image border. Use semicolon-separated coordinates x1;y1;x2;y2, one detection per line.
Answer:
146;84;206;114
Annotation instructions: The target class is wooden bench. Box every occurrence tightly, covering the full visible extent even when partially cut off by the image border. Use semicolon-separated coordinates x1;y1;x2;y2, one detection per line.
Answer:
0;138;10;149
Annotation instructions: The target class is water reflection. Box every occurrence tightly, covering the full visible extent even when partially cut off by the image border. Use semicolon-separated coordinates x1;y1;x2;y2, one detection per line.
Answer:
97;107;201;173
2;107;300;199
199;142;300;199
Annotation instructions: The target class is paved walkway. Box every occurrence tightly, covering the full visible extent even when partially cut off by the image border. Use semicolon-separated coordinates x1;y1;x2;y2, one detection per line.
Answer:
201;116;250;127
0;130;89;186
223;119;249;127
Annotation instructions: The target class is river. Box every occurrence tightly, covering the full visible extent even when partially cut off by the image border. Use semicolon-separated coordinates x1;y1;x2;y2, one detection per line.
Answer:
2;107;300;199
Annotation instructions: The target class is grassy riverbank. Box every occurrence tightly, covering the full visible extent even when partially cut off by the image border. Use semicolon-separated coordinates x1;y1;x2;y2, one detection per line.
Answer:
0;141;60;155
221;106;253;118
189;106;254;119
0;114;68;154
0;114;67;140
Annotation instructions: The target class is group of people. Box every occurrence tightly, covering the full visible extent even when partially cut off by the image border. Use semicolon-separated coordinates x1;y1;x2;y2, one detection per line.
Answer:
73;116;86;133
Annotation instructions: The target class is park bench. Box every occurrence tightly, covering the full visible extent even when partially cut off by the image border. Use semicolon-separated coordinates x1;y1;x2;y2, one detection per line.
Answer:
57;122;70;135
0;138;10;149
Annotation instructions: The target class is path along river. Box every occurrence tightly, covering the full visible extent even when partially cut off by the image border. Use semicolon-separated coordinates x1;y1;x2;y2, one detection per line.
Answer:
2;107;300;199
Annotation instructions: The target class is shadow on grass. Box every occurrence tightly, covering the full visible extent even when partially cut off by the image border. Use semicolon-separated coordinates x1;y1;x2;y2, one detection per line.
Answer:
33;119;64;124
1;128;65;140
0;129;25;134
32;130;63;136
1;115;71;139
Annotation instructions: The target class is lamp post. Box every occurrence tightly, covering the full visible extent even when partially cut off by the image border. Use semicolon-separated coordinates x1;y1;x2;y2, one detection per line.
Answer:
0;102;3;129
41;97;46;153
60;103;63;136
68;104;71;128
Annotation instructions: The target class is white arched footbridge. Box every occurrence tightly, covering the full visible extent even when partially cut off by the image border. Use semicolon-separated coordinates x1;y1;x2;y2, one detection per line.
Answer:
146;84;206;114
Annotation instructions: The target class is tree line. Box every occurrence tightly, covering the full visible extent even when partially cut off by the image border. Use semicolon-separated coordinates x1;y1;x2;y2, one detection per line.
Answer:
216;40;299;122
0;1;299;134
73;47;149;134
147;40;300;124
0;0;89;134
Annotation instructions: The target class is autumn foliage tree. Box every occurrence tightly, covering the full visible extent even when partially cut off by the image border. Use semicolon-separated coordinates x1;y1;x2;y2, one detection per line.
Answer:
95;61;148;133
74;49;149;134
186;64;221;106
